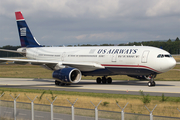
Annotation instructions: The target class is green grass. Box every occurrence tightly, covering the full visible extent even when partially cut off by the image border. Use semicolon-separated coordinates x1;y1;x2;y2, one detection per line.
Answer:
0;64;52;79
156;70;180;81
173;64;180;69
1;88;180;117
0;87;180;102
1;87;137;99
173;55;180;62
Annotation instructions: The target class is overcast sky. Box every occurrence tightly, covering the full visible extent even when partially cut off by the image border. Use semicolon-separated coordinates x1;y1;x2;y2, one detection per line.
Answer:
0;0;180;46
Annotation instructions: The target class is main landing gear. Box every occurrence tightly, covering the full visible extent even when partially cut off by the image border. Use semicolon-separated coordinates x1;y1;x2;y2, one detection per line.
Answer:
55;80;71;86
147;74;156;87
96;76;112;84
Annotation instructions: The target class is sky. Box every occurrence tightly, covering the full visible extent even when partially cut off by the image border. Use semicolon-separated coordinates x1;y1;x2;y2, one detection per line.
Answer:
0;0;180;46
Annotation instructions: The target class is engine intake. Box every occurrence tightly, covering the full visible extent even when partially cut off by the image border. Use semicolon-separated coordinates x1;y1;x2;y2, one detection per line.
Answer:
52;67;81;83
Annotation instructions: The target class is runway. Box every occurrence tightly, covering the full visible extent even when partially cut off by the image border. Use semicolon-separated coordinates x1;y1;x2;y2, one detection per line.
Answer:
0;78;180;97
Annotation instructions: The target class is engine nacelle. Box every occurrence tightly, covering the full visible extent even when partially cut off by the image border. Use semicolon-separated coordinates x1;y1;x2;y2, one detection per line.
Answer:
52;67;81;83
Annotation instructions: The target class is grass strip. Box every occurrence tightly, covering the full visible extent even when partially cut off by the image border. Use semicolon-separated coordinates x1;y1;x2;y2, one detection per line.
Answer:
0;88;180;117
0;87;180;103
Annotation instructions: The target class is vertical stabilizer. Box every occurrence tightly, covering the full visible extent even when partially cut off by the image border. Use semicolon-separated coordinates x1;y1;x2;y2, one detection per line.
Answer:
15;11;42;47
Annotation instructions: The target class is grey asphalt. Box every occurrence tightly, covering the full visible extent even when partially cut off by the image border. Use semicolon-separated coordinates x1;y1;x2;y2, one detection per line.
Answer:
0;78;180;97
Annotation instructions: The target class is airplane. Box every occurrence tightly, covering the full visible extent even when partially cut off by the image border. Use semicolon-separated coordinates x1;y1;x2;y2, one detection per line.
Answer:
0;11;177;87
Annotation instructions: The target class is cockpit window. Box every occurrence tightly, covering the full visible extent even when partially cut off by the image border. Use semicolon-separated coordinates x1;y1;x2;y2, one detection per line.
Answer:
165;55;171;57
157;54;172;58
157;54;161;58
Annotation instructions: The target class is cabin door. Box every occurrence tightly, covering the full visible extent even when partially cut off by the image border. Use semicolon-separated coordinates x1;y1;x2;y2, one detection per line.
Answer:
141;50;149;63
33;49;38;60
61;52;66;61
112;54;117;62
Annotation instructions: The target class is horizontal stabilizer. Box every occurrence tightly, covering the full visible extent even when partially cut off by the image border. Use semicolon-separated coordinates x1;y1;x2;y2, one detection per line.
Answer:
0;49;24;53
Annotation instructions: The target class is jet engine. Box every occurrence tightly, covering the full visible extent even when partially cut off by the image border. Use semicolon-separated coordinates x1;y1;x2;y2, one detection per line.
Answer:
52;67;81;83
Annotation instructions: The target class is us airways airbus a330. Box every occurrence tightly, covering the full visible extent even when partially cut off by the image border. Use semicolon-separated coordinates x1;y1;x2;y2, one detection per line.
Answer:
0;11;176;87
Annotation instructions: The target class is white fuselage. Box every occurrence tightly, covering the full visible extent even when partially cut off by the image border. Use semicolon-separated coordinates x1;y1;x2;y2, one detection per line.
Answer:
18;46;176;76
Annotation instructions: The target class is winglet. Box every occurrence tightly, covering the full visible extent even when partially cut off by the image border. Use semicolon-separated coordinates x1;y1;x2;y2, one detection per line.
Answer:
15;11;24;21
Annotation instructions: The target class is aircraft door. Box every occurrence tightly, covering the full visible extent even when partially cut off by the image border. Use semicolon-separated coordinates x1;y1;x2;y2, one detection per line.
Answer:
32;49;38;60
34;49;38;60
112;54;117;62
141;50;149;63
61;52;66;61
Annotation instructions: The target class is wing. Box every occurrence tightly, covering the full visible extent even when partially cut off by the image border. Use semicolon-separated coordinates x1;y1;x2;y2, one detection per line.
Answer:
0;58;104;71
177;62;180;64
62;62;105;71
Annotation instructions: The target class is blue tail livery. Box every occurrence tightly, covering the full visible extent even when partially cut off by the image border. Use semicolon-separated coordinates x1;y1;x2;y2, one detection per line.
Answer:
15;11;42;47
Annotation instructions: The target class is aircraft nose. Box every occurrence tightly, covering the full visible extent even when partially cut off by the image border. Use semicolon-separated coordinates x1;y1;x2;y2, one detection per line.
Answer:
168;58;176;69
159;57;176;73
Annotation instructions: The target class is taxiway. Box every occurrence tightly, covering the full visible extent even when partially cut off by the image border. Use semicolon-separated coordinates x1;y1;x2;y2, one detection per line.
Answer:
0;78;180;97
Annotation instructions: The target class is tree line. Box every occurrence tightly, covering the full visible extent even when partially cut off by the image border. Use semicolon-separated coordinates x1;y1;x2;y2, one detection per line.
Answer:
124;37;180;54
0;45;22;57
70;37;180;54
0;37;180;57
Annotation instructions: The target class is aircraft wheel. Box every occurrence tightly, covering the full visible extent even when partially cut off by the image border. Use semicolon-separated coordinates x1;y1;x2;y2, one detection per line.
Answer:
147;81;156;87
96;77;102;84
147;82;152;87
60;83;66;86
107;77;112;84
55;80;59;85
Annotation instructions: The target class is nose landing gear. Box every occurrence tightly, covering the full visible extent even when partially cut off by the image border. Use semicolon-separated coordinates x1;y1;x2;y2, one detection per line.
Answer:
147;74;156;87
96;76;112;84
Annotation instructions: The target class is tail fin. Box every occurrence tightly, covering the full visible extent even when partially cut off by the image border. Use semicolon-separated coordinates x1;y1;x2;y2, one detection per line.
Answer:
15;11;42;47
